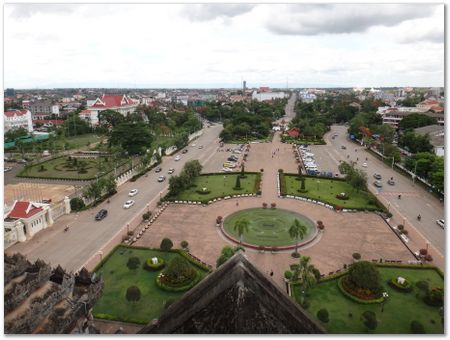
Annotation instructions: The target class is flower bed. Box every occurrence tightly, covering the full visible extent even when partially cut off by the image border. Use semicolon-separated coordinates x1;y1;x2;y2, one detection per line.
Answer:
388;277;413;292
338;276;384;304
144;258;165;271
155;270;200;292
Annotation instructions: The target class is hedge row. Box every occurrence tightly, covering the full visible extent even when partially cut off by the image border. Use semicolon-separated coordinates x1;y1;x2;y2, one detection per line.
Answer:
155;271;201;292
388;278;413;292
337;277;385;304
92;312;148;325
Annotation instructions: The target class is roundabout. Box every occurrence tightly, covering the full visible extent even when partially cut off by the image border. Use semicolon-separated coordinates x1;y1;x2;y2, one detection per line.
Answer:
222;207;318;250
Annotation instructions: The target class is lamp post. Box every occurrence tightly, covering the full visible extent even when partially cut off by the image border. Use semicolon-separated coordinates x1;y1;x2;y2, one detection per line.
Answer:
146;203;149;213
126;223;130;234
381;292;389;312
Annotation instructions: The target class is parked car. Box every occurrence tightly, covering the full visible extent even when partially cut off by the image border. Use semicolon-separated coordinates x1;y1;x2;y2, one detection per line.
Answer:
182;149;188;154
158;175;166;182
128;189;139;197
168;168;175;174
373;180;383;188
222;167;233;172
436;219;445;228
155;167;162;173
362;162;368;167
174;155;181;161
198;145;203;149
341;145;347;150
95;209;108;221
191;143;197;147
387;179;395;185
17;159;27;164
4;167;12;172
373;173;382;180
123;200;135;209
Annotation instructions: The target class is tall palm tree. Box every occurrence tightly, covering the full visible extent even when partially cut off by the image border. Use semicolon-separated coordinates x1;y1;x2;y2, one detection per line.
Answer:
293;255;317;305
289;219;307;254
233;218;250;244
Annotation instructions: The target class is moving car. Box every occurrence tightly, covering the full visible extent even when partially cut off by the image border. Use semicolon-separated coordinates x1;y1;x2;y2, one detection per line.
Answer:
155;167;162;173
123;200;135;209
158;175;166;182
95;209;108;221
373;180;383;188
436;219;445;229
198;145;203;149
174;155;181;161
373;173;382;180
168;168;175;174
182;149;188;154
128;189;139;197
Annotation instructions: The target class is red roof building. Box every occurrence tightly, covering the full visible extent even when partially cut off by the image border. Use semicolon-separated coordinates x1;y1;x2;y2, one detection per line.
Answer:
287;127;300;138
4;109;33;133
7;201;43;220
88;94;138;118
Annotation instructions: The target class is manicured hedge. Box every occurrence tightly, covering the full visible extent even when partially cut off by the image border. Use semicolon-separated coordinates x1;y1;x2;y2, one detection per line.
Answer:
388;277;413;292
144;258;165;271
93;313;148;325
155;271;200;292
337;276;384;304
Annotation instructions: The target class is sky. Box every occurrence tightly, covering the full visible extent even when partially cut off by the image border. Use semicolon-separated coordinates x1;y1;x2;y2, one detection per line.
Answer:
3;3;445;89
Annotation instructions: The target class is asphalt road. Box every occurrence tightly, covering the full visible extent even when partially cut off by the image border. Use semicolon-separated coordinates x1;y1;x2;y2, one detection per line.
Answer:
311;125;445;254
7;124;223;271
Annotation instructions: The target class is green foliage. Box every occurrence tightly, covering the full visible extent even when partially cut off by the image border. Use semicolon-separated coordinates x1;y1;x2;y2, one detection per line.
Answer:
168;160;203;196
180;240;189;249
144;258;165;271
399;114;437;130
399;131;433;154
338;161;367;192
216;245;244;267
415;280;430;292
233;218;249;242
317;308;329;323
125;285;141;302
110;122;153;155
234;175;241;189
410;320;426;334
142;212;152;221
284;271;293;280
98;109;125;128
160;238;174;252
388;277;413;292
289;219;307;252
126;257;140;270
347;261;382;295
63;113;92;136
70;197;85;212
162;256;197;286
5;127;28;141
403;153;443;192
423;287;444;307
362;311;378;330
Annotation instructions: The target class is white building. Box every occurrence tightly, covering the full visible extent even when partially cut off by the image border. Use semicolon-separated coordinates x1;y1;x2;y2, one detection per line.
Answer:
252;90;287;102
79;109;99;126
4;109;33;133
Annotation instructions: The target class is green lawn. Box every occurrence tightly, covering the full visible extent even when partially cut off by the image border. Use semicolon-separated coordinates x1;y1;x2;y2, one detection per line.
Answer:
282;174;382;210
93;246;210;324
292;266;444;334
223;208;316;247
151;135;177;149
173;173;261;202
17;156;128;180
64;133;104;149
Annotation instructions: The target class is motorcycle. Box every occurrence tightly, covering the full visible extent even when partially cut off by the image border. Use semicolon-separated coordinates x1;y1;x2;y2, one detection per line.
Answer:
417;215;421;221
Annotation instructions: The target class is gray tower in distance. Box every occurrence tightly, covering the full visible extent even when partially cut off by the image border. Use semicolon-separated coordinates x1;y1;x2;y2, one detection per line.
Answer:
243;80;247;92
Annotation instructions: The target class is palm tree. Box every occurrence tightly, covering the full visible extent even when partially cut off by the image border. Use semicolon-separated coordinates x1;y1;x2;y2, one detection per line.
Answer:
233;218;250;244
289;219;307;254
292;255;317;305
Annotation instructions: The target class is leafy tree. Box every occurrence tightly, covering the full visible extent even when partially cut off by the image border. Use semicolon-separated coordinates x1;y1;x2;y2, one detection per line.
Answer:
83;180;105;202
362;311;378;330
399;114;437;130
234;175;241;189
233;218;249;244
126;257;141;270
216;245;244;267
5;127;28;141
160;238;173;251
398;131;433;154
183;160;202;179
289;219;307;254
98;109;126;128
63;113;91;136
104;175;117;195
70;197;85;211
347;261;382;295
110;122;153;155
174;133;189;149
410;320;426;334
168;175;185;196
163;256;196;284
338;161;367;192
126;285;141;302
317;309;329;323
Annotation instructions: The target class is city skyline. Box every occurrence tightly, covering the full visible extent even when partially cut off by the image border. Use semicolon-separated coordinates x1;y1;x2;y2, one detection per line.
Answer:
4;3;444;89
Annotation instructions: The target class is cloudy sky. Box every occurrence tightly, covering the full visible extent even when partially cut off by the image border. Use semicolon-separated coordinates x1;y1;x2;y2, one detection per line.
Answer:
4;3;444;88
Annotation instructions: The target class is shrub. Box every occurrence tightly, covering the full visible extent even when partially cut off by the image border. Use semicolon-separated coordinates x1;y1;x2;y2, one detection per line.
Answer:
126;257;140;270
144;257;165;271
262;202;268;209
260;168;264;172
291;252;300;258
346;261;382;297
317;220;324;230
424;254;433;262
196;189;211;195
336;193;349;200
142;212;152;221
70;197;85;212
284;271;293;280
180;240;189;249
423;287;444;306
352;253;361;260
160;238;173;251
160;256;197;287
270;202;276;209
419;248;428;256
317;309;329;323
388;277;413;292
397;224;404;231
416;280;429;292
125;286;141;302
410;320;426;334
278;169;283;173
362;311;378;330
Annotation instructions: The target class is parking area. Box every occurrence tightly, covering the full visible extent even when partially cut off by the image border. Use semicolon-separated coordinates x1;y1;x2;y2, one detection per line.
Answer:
201;143;247;173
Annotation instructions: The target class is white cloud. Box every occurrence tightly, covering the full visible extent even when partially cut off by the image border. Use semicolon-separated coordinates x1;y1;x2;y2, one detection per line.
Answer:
181;4;255;22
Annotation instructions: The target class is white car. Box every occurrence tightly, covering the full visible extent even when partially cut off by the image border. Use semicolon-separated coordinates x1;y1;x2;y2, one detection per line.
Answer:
198;145;204;149
362;162;368;167
174;155;181;161
436;219;445;229
168;168;175;174
4;167;12;172
123;200;135;209
222;167;234;172
128;189;139;197
191;143;197;147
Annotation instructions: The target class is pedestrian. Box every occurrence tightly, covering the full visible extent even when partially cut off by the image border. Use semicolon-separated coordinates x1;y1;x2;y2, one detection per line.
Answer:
236;201;239;206
270;270;274;277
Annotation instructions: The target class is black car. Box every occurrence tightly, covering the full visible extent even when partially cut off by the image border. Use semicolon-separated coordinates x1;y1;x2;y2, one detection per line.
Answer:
155;167;162;173
95;209;108;221
182;149;188;154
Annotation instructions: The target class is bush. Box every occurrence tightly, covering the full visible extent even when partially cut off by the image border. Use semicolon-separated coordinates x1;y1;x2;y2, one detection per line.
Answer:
144;257;165;271
284;271;293;280
362;311;378;330
159;256;197;287
70;197;85;212
291;252;300;258
126;257;140;270
410;320;426;334
419;248;428;256
416;280;429;292
317;220;324;230
424;254;433;262
180;240;189;249
344;261;383;298
125;286;141;302
196;189;211;195
352;253;361;260
262;202;268;209
388;277;413;292
142;212;152;221
397;224;404;231
317;309;329;323
160;238;173;251
270;202;276;209
423;287;444;307
336;193;349;200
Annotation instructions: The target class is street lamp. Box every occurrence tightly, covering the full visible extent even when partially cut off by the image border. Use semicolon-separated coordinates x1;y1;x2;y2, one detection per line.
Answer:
126;223;130;234
381;292;389;312
146;203;149;212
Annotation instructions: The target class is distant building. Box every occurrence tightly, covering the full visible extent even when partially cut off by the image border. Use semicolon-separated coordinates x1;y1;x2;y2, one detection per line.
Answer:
88;94;138;117
4;109;33;133
5;88;15;97
243;80;247;91
29;100;60;116
287;127;300;138
414;125;444;157
252;90;287;102
79;109;99;126
377;107;444;127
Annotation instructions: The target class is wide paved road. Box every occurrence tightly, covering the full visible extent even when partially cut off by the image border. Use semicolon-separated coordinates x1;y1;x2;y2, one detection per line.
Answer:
311;125;445;254
6;125;223;271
